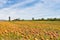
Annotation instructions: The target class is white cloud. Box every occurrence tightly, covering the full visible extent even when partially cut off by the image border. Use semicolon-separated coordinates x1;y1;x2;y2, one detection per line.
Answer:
0;0;60;20
0;0;8;6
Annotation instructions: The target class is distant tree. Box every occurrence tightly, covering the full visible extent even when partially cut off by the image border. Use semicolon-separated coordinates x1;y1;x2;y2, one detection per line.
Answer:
32;17;34;20
56;18;60;21
22;19;24;21
41;18;44;21
47;18;54;21
13;18;20;21
9;16;11;21
37;19;41;21
47;18;60;21
47;18;50;21
53;18;56;21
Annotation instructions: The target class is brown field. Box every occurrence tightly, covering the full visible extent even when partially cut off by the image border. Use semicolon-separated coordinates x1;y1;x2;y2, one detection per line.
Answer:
0;21;60;40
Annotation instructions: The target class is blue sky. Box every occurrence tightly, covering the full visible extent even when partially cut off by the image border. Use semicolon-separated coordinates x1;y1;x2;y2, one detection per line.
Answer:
0;0;60;20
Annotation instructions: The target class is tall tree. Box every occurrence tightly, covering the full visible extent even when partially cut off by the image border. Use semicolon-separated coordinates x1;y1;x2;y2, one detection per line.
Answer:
9;16;11;21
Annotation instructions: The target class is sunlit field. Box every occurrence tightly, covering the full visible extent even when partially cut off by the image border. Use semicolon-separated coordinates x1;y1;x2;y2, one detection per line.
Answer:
0;21;60;40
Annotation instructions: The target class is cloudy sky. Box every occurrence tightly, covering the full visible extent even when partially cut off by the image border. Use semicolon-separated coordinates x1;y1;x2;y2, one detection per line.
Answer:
0;0;60;20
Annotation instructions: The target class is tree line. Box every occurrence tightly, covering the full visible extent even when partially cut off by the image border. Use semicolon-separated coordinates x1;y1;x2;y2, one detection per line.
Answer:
32;18;60;21
8;17;60;21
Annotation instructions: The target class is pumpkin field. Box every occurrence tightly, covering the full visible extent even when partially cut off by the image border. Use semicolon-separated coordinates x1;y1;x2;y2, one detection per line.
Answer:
0;21;60;40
